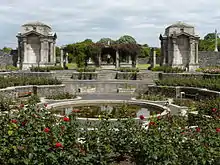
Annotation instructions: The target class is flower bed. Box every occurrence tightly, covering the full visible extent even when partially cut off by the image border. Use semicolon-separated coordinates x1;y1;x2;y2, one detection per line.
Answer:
151;66;185;73
1;103;219;164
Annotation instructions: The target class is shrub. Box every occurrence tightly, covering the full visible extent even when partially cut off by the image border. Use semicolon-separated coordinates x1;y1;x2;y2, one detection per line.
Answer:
117;67;139;72
46;92;76;100
0;65;19;72
0;103;219;164
155;77;220;91
151;66;185;73
0;76;61;89
30;66;64;72
77;67;96;72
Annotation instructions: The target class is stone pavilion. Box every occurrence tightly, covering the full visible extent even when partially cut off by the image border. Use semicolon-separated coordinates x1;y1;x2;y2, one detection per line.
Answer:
16;21;57;70
159;22;200;71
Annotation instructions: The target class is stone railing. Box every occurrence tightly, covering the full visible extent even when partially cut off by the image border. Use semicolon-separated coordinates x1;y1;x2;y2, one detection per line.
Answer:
117;88;136;93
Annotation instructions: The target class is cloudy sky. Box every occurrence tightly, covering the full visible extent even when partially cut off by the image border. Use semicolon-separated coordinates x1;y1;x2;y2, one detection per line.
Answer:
0;0;220;48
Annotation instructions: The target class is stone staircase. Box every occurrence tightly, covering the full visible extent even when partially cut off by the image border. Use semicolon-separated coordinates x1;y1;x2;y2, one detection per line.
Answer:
97;70;116;80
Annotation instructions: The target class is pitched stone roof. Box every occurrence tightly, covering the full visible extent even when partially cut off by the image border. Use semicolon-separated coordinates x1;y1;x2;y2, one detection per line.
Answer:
22;21;51;29
167;21;194;29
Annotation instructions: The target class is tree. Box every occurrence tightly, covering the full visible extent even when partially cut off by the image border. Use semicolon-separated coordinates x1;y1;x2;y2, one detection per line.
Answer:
97;38;115;45
204;33;218;40
2;47;12;54
116;35;137;44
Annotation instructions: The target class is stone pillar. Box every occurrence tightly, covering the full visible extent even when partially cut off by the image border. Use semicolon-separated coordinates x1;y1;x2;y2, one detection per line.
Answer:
195;41;199;64
172;38;182;67
128;55;132;64
53;42;56;64
60;48;64;67
40;39;44;63
66;53;69;64
116;50;119;68
98;53;101;67
23;38;27;63
50;42;54;63
150;48;156;68
189;39;195;65
44;41;48;63
17;40;21;67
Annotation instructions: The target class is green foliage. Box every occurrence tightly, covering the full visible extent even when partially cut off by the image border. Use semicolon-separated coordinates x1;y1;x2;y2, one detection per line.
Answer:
199;32;220;51
27;95;40;105
0;65;19;72
46;92;76;100
155;77;220;91
116;35;137;44
77;67;96;72
197;66;220;74
97;38;115;45
139;46;151;57
151;66;185;73
204;33;218;40
30;66;64;72
0;76;61;89
1;47;12;54
0;103;219;164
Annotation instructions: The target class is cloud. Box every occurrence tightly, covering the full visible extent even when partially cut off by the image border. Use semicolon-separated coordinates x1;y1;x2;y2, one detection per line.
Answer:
0;0;219;48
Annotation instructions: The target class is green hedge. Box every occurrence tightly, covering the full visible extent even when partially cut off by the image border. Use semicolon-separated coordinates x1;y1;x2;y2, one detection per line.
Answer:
116;72;137;80
155;77;220;91
117;67;139;72
152;66;185;73
30;66;64;72
0;76;61;89
77;67;96;72
46;92;76;100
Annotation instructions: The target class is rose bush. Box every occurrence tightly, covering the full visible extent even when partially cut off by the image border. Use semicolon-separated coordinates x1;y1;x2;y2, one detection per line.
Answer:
0;103;219;164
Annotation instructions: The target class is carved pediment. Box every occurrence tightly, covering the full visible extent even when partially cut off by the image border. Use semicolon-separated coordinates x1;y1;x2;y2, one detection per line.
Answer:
19;30;45;37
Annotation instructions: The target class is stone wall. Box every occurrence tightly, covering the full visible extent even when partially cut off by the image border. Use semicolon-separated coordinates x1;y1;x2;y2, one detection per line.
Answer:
0;84;65;99
198;51;220;68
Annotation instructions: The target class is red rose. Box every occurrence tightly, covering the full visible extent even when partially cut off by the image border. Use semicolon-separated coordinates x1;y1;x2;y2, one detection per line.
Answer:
44;103;48;107
55;142;63;148
157;116;161;120
63;117;70;122
216;128;220;133
44;127;50;133
139;115;145;120
21;121;27;126
212;108;217;112
20;104;24;108
196;127;201;132
11;119;17;124
149;121;156;126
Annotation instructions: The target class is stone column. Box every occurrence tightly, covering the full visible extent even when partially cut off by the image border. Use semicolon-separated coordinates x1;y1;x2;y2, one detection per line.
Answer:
150;48;156;68
40;39;44;63
195;41;199;64
44;41;49;63
53;42;56;64
50;42;54;63
128;55;132;64
23;38;27;63
189;39;195;65
65;53;69;64
116;50;119;68
17;40;20;67
60;48;64;67
172;38;182;67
